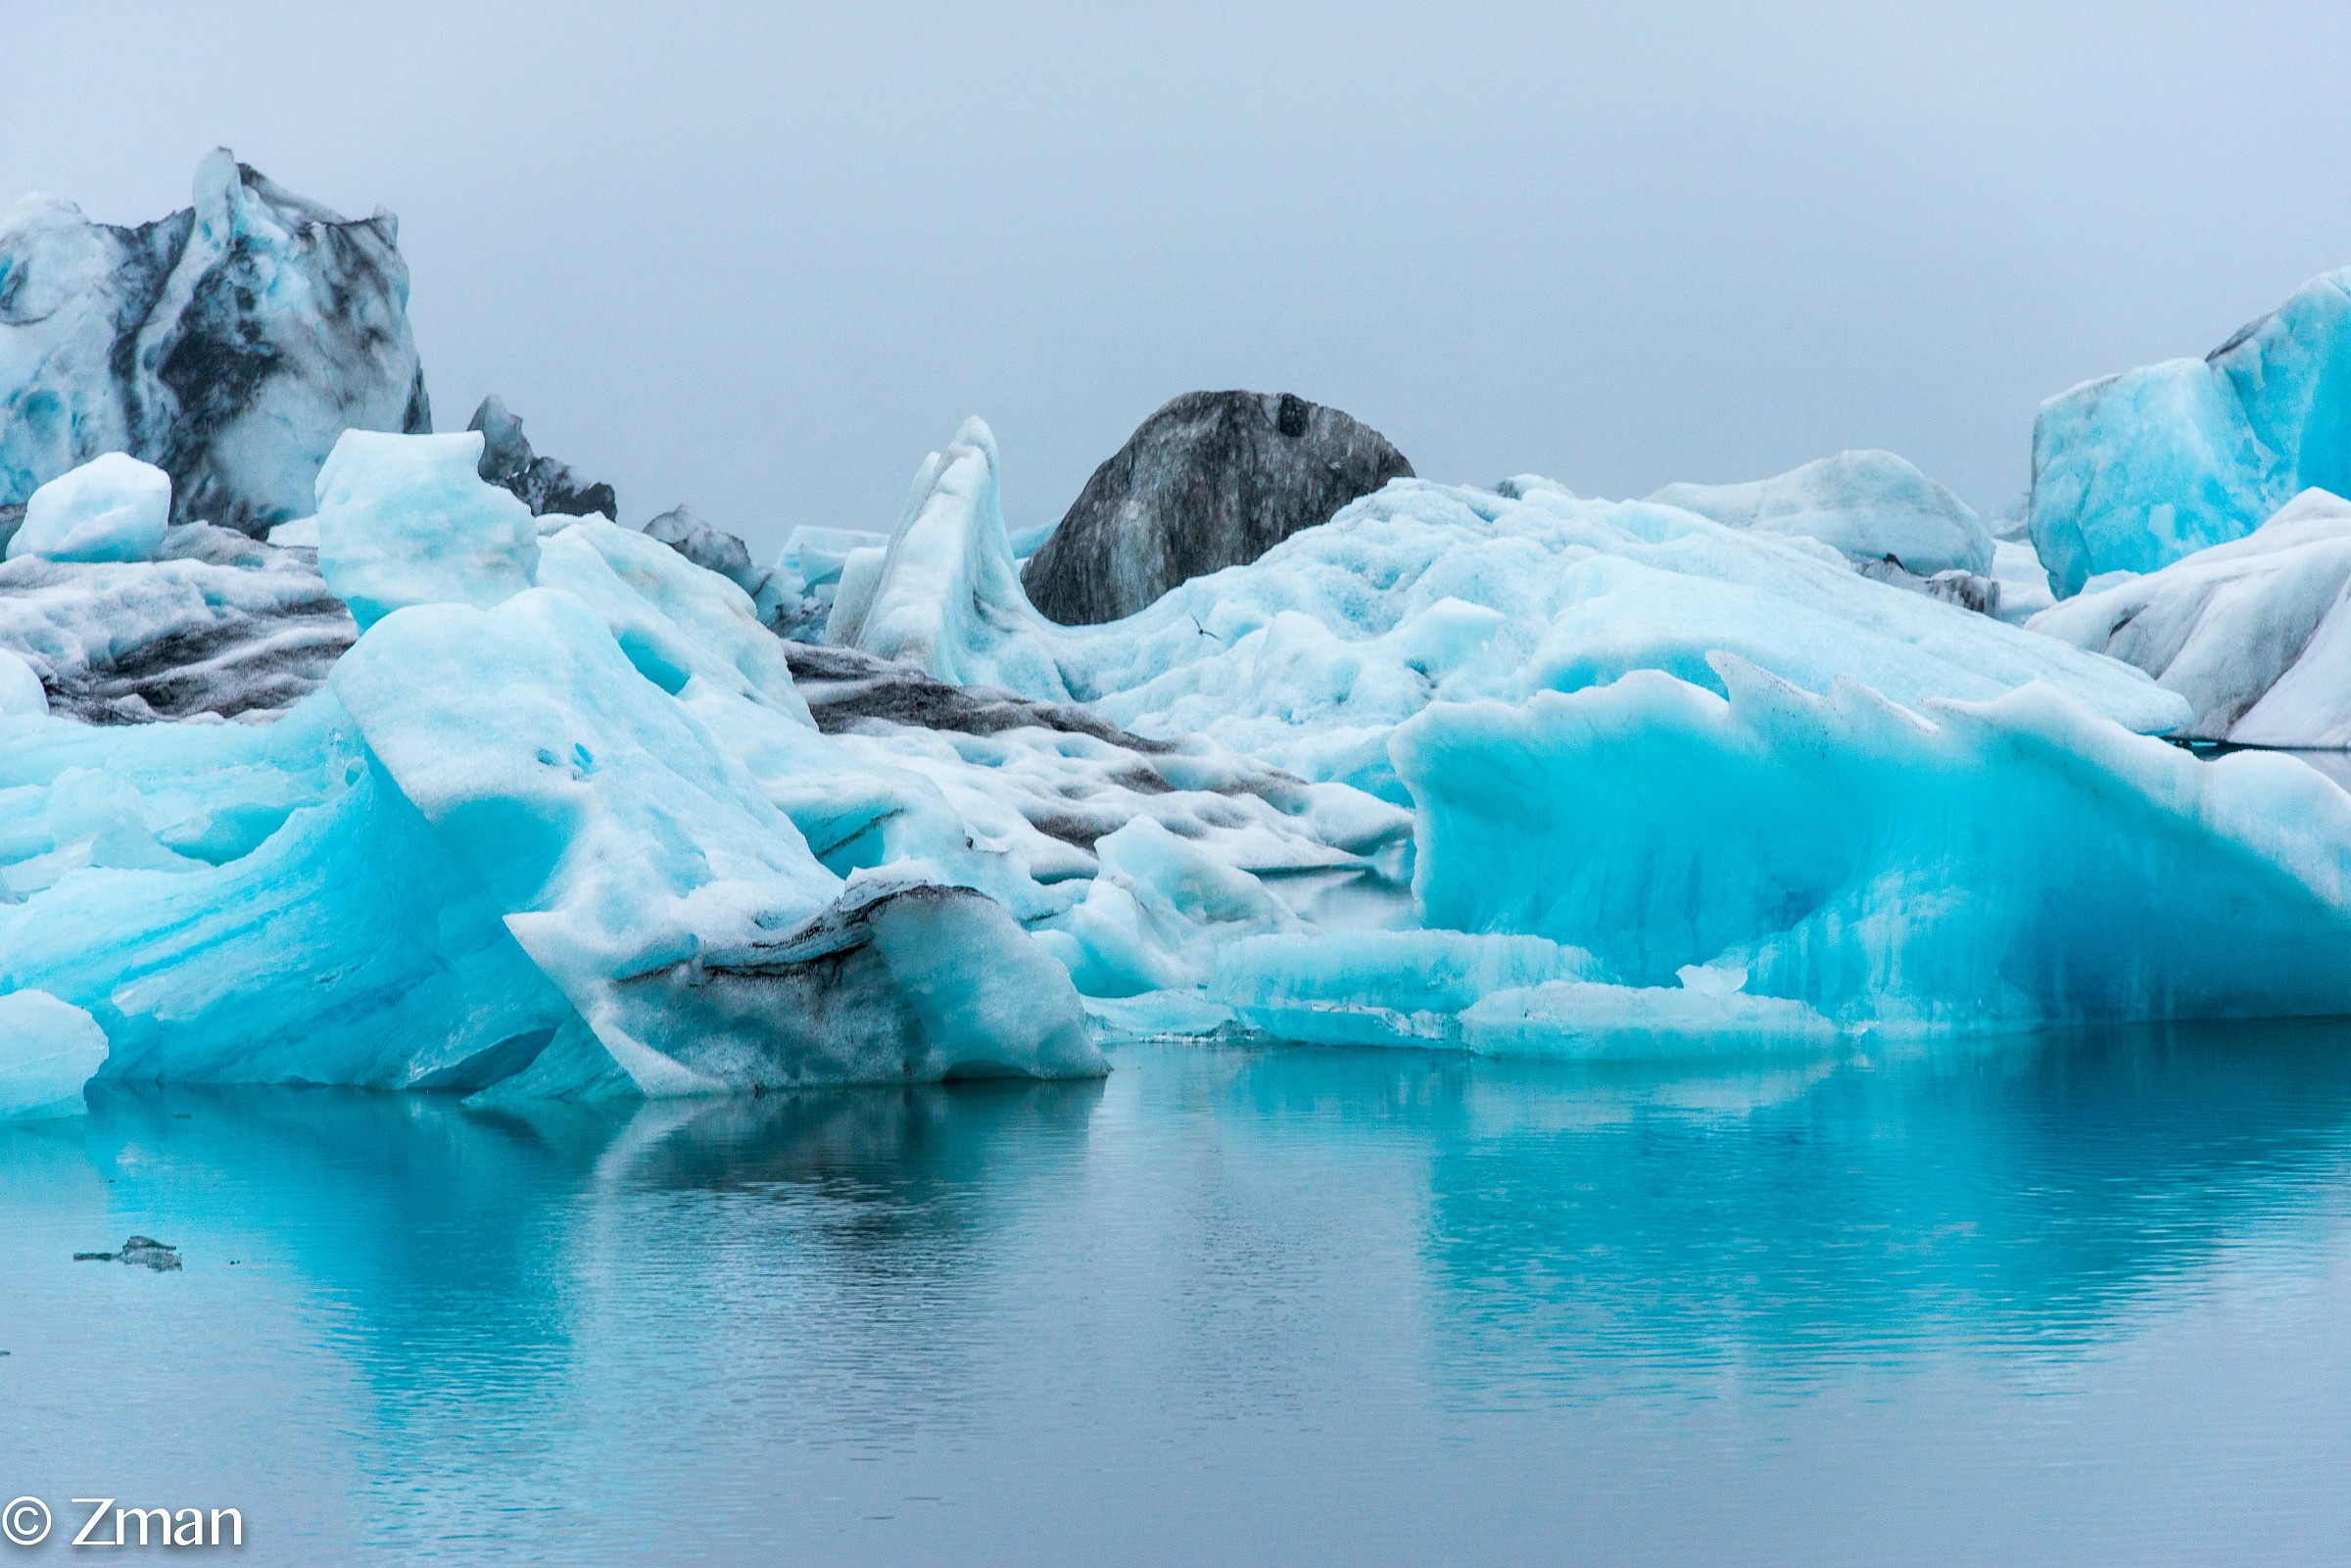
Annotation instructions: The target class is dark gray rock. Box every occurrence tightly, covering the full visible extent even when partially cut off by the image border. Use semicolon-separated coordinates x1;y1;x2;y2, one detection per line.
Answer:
1020;391;1413;625
0;149;429;536
468;396;617;519
643;504;760;593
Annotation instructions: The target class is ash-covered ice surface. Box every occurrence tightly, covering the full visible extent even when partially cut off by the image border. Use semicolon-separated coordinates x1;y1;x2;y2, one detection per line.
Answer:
7;158;2351;1117
0;149;428;536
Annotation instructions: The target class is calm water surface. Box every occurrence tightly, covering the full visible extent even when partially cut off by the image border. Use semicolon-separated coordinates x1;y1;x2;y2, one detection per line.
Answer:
6;1028;2351;1565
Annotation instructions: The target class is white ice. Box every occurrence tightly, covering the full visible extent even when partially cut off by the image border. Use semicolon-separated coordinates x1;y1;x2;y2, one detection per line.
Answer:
1648;450;1993;577
6;453;170;564
2031;488;2351;745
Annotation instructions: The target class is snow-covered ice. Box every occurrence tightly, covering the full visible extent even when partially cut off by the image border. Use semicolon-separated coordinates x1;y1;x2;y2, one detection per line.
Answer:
2032;488;2351;745
7;453;171;563
819;428;2185;802
1649;450;1993;578
316;431;541;630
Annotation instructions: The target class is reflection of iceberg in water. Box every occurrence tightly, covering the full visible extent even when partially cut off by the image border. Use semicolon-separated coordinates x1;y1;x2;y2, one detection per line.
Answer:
1409;1021;2351;1384
10;1030;2351;1562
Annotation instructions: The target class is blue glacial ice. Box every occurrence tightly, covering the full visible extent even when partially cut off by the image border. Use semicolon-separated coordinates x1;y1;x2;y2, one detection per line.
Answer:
2031;268;2351;597
6;452;170;563
9;373;2351;1102
1392;656;2351;1034
316;431;541;629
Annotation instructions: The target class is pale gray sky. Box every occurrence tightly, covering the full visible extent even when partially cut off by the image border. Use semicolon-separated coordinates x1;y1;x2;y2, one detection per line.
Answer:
8;2;2350;558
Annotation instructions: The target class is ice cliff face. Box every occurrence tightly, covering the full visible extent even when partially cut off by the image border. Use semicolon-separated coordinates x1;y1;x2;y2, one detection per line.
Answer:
1020;391;1414;625
2030;268;2351;597
0;150;429;536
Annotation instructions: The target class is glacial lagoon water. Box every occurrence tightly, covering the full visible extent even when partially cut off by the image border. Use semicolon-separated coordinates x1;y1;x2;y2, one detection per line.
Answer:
7;1030;2351;1565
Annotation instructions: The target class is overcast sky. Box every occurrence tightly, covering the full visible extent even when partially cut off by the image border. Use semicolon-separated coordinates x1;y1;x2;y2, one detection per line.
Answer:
8;2;2350;557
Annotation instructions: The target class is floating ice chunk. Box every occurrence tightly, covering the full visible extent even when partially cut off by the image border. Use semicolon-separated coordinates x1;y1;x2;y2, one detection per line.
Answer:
6;453;170;563
1457;981;1841;1059
1206;929;1599;1046
314;431;538;631
0;990;109;1119
2030;269;2351;596
1392;655;2351;1032
0;696;581;1091
265;516;318;548
1033;818;1301;995
0;648;45;716
2031;488;2351;744
1649;450;1992;577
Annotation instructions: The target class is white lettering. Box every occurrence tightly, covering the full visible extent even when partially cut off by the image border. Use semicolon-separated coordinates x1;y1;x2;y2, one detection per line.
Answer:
69;1497;115;1547
119;1505;172;1546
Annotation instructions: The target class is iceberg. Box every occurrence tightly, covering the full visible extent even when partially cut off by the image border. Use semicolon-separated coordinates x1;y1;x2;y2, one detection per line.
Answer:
825;430;2187;802
1391;656;2351;1033
0;989;108;1119
2030;488;2351;745
6;453;171;563
0;150;428;534
1649;449;1993;578
642;504;761;594
2030;268;2351;597
0;433;1153;1096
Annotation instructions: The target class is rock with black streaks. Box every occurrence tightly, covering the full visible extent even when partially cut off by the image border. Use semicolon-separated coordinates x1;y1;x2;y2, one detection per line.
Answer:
1020;391;1413;625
